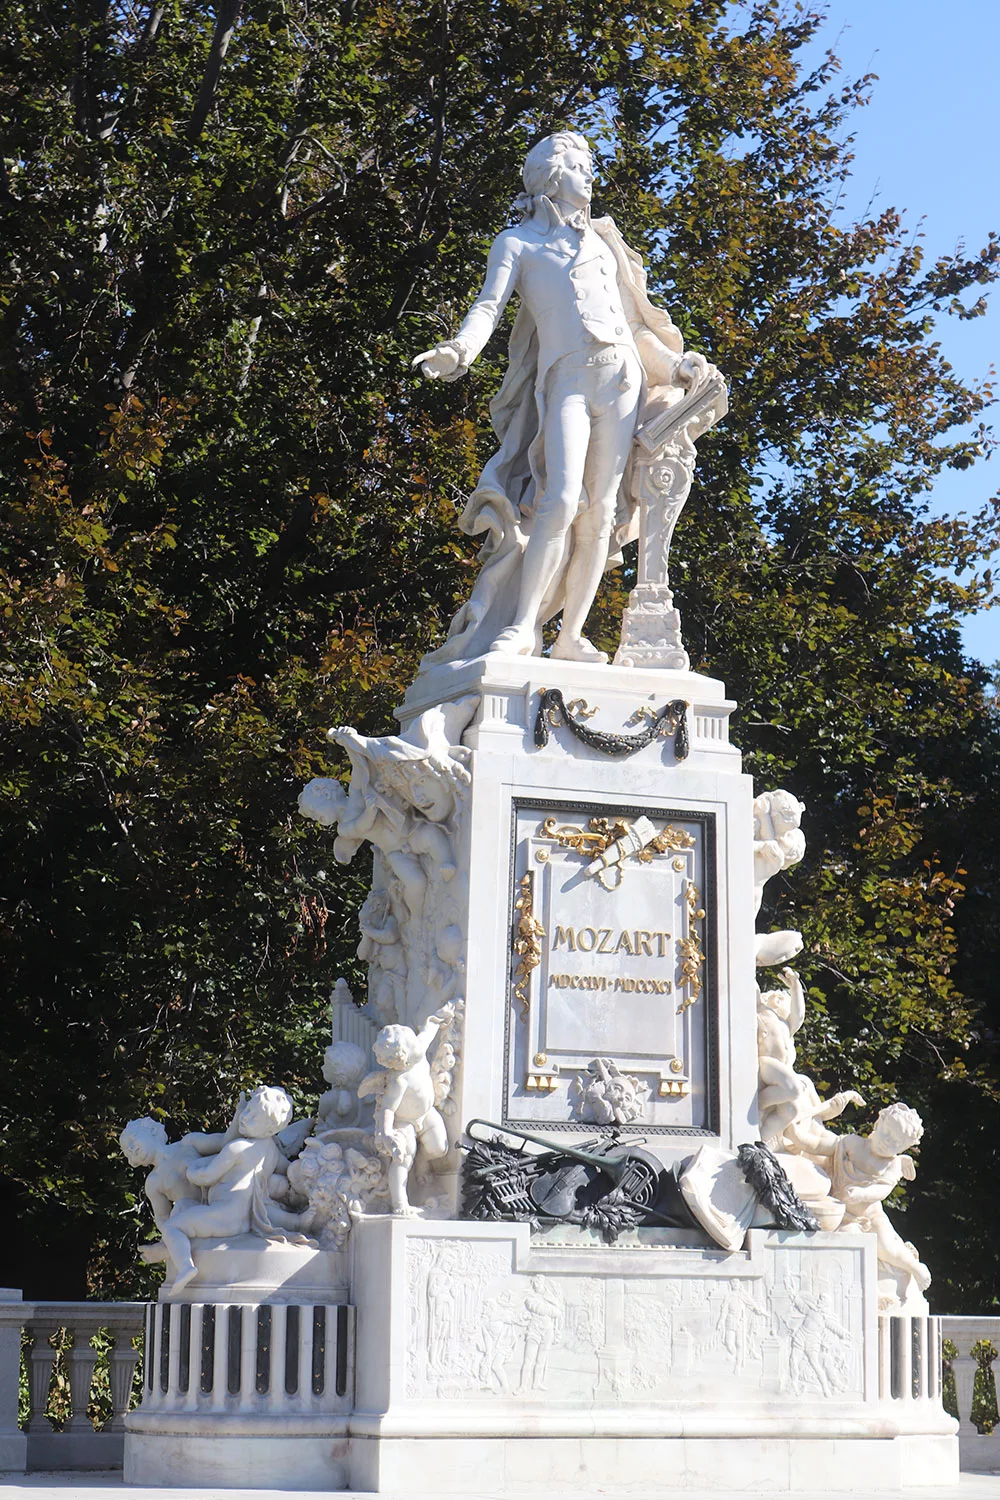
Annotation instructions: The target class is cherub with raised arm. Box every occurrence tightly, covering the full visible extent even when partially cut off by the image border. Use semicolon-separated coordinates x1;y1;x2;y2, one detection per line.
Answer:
358;1007;455;1215
159;1086;315;1295
828;1103;932;1305
756;969;863;1156
119;1114;237;1262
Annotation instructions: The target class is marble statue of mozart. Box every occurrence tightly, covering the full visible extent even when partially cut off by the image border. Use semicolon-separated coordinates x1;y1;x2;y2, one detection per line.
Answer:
414;130;719;667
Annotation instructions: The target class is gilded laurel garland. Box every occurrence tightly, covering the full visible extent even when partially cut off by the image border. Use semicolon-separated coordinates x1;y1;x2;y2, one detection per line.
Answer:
512;872;545;1020
676;880;706;1014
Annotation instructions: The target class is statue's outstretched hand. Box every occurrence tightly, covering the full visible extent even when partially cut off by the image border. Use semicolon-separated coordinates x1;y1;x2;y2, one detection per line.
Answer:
412;343;463;382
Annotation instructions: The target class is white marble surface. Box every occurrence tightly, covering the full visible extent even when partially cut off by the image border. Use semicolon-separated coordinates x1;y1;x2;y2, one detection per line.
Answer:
4;1474;997;1499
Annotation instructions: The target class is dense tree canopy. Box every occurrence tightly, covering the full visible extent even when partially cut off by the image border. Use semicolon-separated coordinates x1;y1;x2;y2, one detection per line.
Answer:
1;0;997;1306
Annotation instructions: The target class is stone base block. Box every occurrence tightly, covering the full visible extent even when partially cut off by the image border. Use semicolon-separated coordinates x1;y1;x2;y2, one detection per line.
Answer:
125;1430;350;1490
350;1432;958;1494
0;1433;26;1473
960;1434;1000;1474
156;1238;349;1304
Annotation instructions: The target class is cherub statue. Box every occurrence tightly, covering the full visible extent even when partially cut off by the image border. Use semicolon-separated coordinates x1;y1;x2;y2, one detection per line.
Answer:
828;1103;932;1308
159;1086;315;1295
317;1041;370;1130
357;887;407;1021
756;969;863;1156
358;1008;455;1215
119;1115;236;1257
753;789;806;915
298;752;456;923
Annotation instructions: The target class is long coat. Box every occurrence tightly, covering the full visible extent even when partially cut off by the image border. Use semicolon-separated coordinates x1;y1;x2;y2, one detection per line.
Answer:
420;212;688;670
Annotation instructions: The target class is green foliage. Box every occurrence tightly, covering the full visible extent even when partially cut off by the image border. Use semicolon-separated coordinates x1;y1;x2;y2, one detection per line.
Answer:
0;0;998;1303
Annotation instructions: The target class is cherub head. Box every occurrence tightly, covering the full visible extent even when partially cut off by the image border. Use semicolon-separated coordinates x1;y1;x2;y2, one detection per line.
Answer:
521;132;592;206
298;777;349;828
758;985;792;1022
769;790;806;837
120;1116;168;1167
360;887;389;924
322;1041;368;1090
238;1086;294;1139
373;1023;421;1071
871;1102;924;1157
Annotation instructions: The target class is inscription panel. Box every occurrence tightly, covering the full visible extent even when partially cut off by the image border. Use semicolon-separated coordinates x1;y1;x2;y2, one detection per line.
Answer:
504;799;717;1135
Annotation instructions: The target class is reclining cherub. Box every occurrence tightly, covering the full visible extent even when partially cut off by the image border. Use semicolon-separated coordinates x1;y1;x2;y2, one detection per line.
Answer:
157;1086;315;1294
119;1113;238;1261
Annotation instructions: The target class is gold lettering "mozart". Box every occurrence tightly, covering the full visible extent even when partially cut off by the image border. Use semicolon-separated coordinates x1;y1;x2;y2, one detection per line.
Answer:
552;926;671;957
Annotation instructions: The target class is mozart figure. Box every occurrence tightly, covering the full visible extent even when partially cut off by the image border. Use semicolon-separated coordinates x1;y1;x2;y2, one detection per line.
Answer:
414;131;719;665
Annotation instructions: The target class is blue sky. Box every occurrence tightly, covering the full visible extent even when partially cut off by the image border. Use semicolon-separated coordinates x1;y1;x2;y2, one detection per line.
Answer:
803;0;999;666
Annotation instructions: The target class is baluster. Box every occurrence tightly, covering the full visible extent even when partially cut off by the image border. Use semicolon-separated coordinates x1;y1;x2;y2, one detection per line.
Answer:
166;1304;182;1410
211;1306;228;1403
107;1330;143;1431
878;1317;892;1401
914;1318;928;1401
239;1306;256;1402
65;1325;100;1431
897;1317;913;1402
952;1332;979;1434
982;1339;999;1445
183;1305;204;1412
297;1304;314;1405
267;1305;287;1412
26;1326;59;1431
324;1305;337;1403
144;1308;158;1412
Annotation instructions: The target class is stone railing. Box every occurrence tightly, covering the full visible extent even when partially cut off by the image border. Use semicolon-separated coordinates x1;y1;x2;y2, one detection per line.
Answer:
942;1316;1000;1474
0;1294;144;1473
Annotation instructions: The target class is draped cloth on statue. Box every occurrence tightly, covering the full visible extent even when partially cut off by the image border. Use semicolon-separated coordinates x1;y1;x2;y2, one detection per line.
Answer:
420;215;686;670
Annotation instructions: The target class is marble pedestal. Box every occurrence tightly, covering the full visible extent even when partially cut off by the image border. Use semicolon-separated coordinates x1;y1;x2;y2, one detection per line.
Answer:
124;658;958;1490
349;1218;956;1494
399;654;759;1206
124;1243;353;1490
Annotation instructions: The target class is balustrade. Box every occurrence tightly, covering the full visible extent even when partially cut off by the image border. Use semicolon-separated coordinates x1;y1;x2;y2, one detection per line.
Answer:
942;1316;1000;1474
0;1299;143;1472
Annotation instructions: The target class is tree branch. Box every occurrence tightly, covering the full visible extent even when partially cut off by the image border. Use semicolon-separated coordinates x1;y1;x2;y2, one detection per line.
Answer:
187;0;244;143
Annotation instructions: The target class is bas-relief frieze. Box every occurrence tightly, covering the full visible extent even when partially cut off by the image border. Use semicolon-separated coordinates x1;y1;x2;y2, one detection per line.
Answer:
403;1235;866;1406
404;1238;603;1401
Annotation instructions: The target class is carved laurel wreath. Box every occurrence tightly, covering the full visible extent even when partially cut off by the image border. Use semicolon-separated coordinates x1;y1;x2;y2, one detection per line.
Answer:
534;688;689;761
